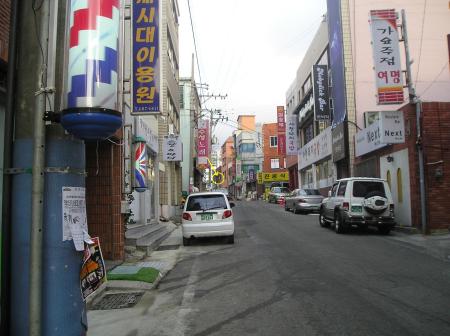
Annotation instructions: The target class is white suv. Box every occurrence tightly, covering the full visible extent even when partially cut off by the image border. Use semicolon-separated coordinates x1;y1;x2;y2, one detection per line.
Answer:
182;192;235;245
319;178;396;234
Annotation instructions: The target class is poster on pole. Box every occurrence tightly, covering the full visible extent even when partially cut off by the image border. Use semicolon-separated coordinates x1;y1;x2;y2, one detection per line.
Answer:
80;237;106;301
62;187;91;251
369;9;404;104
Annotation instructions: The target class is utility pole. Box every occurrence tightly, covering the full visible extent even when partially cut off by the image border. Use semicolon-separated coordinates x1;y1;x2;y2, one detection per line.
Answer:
10;2;87;335
401;9;427;234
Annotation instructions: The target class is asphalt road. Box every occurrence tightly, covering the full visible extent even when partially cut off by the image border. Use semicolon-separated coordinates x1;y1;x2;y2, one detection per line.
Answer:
89;200;450;336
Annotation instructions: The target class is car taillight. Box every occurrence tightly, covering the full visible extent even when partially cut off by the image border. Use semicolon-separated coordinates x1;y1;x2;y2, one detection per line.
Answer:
222;210;232;219
182;212;192;221
342;202;349;211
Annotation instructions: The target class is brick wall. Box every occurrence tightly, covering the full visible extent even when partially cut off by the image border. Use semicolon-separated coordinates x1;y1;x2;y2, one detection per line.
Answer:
262;123;286;173
85;142;124;260
0;0;10;62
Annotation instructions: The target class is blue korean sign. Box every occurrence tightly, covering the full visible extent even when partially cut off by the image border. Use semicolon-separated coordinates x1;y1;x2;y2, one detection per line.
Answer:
132;0;160;114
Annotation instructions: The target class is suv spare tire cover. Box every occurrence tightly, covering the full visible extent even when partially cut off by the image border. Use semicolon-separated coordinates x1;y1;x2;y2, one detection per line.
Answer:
363;195;388;215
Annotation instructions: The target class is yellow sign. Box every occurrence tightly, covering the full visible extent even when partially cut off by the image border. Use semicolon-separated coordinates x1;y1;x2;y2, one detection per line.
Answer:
261;171;289;182
207;158;225;185
257;172;263;184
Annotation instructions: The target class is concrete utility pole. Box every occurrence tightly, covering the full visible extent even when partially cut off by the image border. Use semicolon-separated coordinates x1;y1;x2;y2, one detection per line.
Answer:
10;2;87;335
401;9;427;234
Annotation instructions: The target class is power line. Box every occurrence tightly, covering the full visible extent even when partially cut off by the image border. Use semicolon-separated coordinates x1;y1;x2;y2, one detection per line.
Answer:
187;0;205;100
418;61;447;98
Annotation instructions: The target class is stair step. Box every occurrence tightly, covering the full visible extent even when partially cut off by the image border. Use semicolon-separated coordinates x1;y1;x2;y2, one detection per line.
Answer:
125;224;165;246
136;228;171;254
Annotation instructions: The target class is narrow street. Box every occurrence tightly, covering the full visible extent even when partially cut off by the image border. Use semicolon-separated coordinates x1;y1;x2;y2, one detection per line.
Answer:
88;200;450;336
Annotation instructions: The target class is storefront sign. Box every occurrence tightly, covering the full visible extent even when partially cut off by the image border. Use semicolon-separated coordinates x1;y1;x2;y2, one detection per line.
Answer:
257;172;263;184
286;115;298;156
261;171;289;182
355;110;405;156
163;135;182;161
380;110;405;143
131;0;160;114
332;122;346;162
312;65;330;121
298;127;332;170
277;106;286;156
197;119;210;168
135;117;158;153
369;9;404;104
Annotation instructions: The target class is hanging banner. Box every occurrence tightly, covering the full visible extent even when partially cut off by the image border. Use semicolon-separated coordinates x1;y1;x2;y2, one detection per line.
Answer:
131;0;161;114
369;9;404;105
197;119;210;169
163;135;183;161
286;115;298;156
80;237;106;301
277;106;286;156
312;65;330;121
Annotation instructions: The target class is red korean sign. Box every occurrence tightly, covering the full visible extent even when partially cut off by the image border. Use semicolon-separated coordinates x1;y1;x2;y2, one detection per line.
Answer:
197;119;209;169
369;9;404;104
277;106;286;156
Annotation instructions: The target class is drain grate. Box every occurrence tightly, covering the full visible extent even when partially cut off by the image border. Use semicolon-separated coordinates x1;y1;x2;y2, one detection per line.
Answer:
91;292;144;310
156;244;180;251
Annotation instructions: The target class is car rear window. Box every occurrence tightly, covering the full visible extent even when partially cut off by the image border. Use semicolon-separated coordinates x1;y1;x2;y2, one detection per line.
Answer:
304;189;321;195
352;181;386;198
186;194;228;211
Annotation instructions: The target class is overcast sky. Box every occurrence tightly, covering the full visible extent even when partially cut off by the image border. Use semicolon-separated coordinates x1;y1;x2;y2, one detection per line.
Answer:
178;0;327;145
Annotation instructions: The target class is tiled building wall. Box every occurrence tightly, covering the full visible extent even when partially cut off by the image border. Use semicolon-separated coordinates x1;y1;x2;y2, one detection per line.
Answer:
86;142;124;260
0;0;10;62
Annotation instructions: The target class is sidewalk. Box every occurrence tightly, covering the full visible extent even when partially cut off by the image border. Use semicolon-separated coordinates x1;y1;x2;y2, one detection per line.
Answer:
87;223;183;308
389;230;450;263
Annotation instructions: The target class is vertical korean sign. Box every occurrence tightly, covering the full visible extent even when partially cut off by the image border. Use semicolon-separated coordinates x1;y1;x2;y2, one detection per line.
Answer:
132;0;161;114
286;115;298;156
197;119;210;169
369;9;404;104
312;65;330;121
277;106;286;156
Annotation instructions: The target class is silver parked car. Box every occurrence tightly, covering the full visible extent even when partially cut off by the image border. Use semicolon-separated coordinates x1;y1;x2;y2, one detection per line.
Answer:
284;189;324;214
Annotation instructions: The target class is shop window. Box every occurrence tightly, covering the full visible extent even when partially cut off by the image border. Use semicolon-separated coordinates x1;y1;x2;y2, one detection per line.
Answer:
397;168;403;203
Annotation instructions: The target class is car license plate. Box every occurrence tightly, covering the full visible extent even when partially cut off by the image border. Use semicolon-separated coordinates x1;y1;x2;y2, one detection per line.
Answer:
351;205;362;213
201;213;214;220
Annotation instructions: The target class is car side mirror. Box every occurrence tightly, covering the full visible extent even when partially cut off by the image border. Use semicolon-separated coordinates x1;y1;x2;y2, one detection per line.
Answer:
328;191;331;197
230;202;235;208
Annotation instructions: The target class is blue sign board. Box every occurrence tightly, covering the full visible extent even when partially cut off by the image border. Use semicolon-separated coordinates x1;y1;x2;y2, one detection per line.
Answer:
132;0;160;114
327;0;346;126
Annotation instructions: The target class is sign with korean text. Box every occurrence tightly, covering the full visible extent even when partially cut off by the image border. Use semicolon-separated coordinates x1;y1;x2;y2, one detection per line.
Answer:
298;127;332;170
261;171;289;182
257;172;263;184
369;9;404;104
131;0;160;114
197;119;210;168
163;135;182;161
312;65;330;120
286;115;298;155
277;106;286;156
135;117;158;153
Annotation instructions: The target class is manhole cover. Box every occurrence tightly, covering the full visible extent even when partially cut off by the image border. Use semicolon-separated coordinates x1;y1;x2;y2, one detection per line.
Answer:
156;244;180;251
91;292;144;310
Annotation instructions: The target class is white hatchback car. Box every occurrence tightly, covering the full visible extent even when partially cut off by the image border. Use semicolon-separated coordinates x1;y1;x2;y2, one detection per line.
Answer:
181;192;235;246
